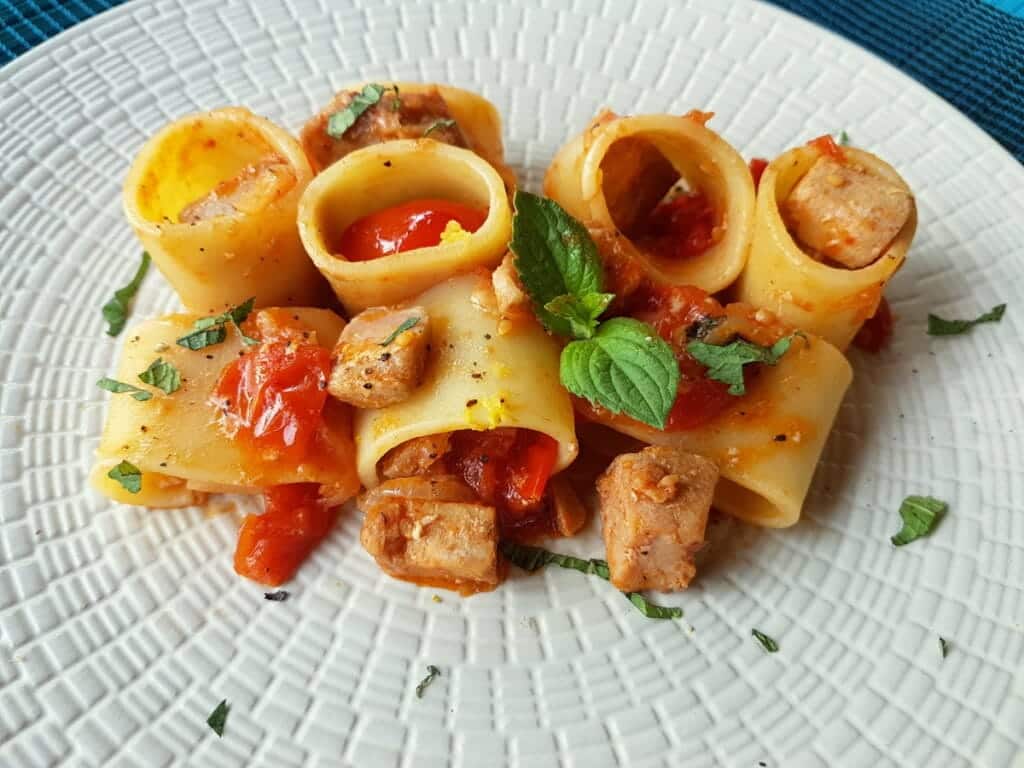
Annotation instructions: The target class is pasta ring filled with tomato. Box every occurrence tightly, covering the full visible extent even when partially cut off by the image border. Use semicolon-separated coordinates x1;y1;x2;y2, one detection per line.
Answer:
123;107;323;313
544;111;755;298
736;138;917;350
298;141;513;314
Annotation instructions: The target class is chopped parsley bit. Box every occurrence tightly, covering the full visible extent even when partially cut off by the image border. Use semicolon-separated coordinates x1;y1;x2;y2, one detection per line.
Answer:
177;298;257;350
751;628;779;652
423;117;457;137
686;335;796;396
107;460;142;493
502;542;682;620
264;590;289;602
138;358;181;394
206;699;230;737
101;252;150;336
97;377;152;401
891;495;946;546
327;83;391;138
837;130;851;146
927;303;1006;336
380;316;420;346
939;636;949;658
415;665;441;698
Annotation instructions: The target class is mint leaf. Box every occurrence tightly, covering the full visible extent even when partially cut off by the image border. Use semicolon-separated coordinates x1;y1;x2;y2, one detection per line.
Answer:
891;495;946;546
502;542;682;620
544;292;614;339
177;298;256;350
206;699;229;737
752;629;779;652
415;665;441;699
101;252;150;336
107;460;142;493
560;317;679;429
327;83;388;138
138;358;181;394
422;118;456;137
380;316;420;346
686;335;794;396
510;190;605;336
927;303;1005;336
97;377;152;401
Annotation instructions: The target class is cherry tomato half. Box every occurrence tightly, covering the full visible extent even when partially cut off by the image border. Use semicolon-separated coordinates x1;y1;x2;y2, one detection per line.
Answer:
338;198;488;261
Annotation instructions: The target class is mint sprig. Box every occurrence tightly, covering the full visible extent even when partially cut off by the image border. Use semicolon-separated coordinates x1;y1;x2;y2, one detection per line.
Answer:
509;191;678;429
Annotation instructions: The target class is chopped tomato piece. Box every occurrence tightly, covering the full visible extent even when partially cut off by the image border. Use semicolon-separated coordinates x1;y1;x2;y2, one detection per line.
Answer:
234;483;333;586
634;193;717;261
214;341;331;462
808;134;845;163
853;296;894;353
503;432;559;513
338;198;488;261
749;157;769;187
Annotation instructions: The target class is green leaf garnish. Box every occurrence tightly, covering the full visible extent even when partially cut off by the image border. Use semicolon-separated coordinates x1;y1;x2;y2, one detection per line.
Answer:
927;303;1006;336
560;317;680;429
544;292;615;340
101;252;150;336
138;358;181;394
502;542;682;620
752;629;779;652
415;665;441;699
206;699;229;738
422;118;457;137
327;83;388;138
380;316;420;346
837;130;851;146
176;298;256;350
891;495;946;546
939;636;949;658
391;84;401;111
97;377;152;401
107;460;142;493
510;190;606;336
686;335;795;396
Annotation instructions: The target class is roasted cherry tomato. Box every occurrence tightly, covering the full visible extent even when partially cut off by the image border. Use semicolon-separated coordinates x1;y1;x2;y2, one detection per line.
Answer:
634;192;718;261
338;198;488;261
214;341;331;462
808;134;845;163
749;157;769;187
234;483;334;586
853;296;894;353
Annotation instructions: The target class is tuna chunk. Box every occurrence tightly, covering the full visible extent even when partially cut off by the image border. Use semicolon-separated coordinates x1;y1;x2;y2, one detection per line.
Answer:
782;156;912;269
179;156;296;223
378;433;451;480
597;446;718;592
301;87;467;172
327;306;430;409
359;475;499;590
491;252;530;318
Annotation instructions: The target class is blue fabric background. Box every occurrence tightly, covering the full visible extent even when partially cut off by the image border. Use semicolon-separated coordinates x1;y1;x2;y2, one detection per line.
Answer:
1;0;1022;163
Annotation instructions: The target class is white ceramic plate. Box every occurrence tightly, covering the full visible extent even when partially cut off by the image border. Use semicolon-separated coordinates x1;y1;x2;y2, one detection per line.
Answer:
1;1;1022;766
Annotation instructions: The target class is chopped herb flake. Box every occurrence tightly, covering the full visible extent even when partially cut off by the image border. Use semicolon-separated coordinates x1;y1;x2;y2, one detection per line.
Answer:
752;629;779;652
138;358;181;394
380;316;420;346
206;699;230;737
101;252;150;336
927;303;1006;336
327;83;388;138
837;130;851;146
687;335;796;396
939;636;949;658
423;117;457;137
177;298;256;350
107;460;142;493
97;377;152;401
264;590;289;602
891;495;946;546
415;665;441;698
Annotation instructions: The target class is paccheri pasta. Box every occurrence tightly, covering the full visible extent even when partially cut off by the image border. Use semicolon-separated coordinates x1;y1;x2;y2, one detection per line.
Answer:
94;85;917;600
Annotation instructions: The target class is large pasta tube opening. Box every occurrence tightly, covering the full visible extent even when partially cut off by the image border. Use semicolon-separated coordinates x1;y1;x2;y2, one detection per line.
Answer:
735;143;917;350
123;107;322;313
544;113;755;296
298;141;513;313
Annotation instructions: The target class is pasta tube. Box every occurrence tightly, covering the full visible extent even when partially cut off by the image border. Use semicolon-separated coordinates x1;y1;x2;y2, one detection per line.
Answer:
298;141;513;314
354;273;578;489
123;107;322;313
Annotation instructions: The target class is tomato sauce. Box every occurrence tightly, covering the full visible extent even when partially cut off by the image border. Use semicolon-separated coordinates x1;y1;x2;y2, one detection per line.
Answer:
749;157;769;187
337;198;487;261
853;296;894;353
446;428;560;539
633;192;717;262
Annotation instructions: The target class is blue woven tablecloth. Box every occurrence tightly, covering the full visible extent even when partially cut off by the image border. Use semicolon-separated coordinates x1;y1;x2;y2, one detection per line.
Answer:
1;0;1022;163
